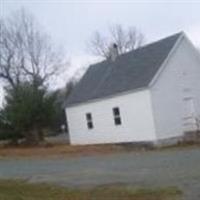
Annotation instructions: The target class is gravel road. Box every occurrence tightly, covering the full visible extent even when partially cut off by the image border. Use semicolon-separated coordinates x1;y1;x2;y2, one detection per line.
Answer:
0;147;199;199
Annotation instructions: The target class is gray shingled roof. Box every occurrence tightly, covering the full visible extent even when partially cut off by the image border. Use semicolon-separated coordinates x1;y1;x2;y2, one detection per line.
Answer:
66;32;182;107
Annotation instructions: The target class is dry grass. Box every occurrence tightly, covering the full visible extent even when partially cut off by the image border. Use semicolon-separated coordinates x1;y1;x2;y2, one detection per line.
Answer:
0;143;126;158
0;180;182;200
0;141;200;159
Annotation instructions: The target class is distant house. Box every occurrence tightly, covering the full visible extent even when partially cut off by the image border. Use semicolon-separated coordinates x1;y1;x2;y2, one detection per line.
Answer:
65;32;200;145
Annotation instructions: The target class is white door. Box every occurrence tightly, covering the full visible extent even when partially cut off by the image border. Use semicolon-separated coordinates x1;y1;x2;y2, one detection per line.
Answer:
183;97;197;132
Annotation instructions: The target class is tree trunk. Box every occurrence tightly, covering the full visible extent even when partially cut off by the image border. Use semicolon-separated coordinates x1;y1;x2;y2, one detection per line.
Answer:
25;128;40;145
10;137;19;146
38;129;44;142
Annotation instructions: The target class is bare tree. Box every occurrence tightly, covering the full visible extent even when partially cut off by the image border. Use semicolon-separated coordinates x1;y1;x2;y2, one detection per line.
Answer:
0;9;67;89
87;24;145;59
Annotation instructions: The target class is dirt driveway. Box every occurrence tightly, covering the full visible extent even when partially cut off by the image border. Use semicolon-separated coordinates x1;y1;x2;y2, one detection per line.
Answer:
0;147;199;200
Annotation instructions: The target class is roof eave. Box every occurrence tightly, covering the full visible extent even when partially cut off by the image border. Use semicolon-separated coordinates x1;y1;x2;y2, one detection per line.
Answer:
148;32;185;88
65;86;148;108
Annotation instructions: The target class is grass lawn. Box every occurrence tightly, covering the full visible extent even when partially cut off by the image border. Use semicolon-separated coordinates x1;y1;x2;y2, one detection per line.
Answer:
0;180;182;200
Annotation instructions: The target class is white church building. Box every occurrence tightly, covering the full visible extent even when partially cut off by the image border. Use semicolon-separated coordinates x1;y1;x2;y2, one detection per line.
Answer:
65;32;200;145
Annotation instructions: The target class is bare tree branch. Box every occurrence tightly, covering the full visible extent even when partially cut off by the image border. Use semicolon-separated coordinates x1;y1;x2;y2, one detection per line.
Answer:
0;8;68;89
87;24;145;59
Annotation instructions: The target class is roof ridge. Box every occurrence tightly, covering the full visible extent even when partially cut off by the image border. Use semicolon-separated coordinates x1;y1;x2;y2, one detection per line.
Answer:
117;32;183;59
89;32;183;67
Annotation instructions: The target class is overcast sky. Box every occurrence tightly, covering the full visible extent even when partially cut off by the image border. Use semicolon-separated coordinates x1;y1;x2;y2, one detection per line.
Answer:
0;0;200;105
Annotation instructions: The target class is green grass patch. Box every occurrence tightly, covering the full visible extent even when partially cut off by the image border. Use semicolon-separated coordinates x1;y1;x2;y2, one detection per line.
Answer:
0;179;182;200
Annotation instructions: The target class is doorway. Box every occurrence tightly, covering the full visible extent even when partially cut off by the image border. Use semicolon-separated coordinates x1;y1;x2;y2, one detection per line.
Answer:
183;97;197;132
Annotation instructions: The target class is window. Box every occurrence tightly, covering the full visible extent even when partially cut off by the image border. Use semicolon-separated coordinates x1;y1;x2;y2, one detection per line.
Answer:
86;113;93;129
113;107;122;125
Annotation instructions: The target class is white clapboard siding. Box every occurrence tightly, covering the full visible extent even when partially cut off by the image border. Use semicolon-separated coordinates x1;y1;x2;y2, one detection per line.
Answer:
150;35;200;140
66;90;156;145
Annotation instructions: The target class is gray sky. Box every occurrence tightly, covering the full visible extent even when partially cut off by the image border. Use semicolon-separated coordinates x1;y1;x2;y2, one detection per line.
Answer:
0;0;200;105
